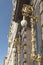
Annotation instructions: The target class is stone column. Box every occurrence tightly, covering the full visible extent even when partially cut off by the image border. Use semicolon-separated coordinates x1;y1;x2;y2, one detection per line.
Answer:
21;27;27;65
12;46;17;65
23;44;27;65
17;45;21;65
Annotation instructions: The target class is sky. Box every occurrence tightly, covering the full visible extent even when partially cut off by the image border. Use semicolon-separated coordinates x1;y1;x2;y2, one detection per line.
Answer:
0;0;12;65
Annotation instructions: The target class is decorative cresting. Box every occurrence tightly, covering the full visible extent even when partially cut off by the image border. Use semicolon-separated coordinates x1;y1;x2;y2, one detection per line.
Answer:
22;4;41;65
30;17;37;60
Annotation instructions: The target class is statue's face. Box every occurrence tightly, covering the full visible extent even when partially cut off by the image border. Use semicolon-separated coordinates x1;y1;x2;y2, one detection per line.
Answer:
12;0;17;12
12;0;17;5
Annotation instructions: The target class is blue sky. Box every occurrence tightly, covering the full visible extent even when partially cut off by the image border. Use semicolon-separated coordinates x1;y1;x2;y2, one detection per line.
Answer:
0;0;12;65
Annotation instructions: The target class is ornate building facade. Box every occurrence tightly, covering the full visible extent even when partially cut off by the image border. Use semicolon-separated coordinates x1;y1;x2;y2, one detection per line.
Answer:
4;0;43;65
